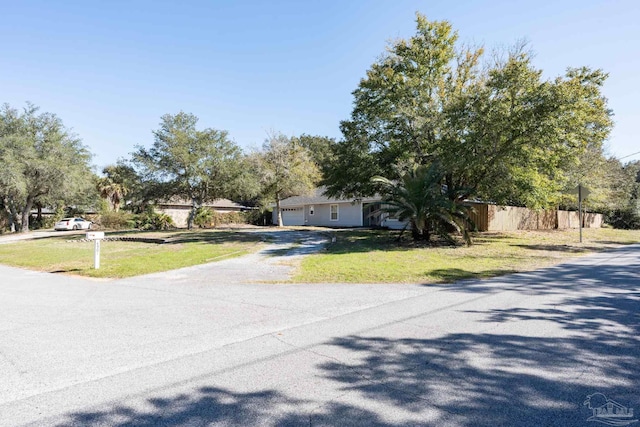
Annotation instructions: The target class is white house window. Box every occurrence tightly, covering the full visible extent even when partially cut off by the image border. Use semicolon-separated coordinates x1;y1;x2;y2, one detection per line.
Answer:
330;204;339;221
309;205;314;215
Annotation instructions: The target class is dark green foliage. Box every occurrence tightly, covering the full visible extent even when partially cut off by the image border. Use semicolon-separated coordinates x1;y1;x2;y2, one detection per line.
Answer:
605;208;640;230
323;14;613;212
192;207;251;228
210;211;247;227
132;112;250;229
245;208;272;226
97;163;141;212
296;134;335;170
98;211;136;230
98;209;176;231
373;163;473;244
0;103;95;232
0;210;8;234
193;207;214;228
135;210;175;231
28;214;56;230
603;162;640;229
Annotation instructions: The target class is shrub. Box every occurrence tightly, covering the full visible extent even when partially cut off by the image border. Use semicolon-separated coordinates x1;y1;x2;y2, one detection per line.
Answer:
98;211;135;230
194;207;214;228
605;208;640;229
29;214;58;230
135;210;175;230
188;208;250;228
210;211;248;227
30;206;66;230
153;213;175;230
245;208;272;226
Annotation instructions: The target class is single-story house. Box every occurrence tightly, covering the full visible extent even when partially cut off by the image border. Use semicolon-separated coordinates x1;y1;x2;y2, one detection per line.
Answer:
158;198;251;228
275;189;604;231
273;188;405;229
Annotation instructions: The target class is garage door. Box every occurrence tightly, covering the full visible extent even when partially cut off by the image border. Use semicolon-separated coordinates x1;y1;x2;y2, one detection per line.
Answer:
281;207;304;226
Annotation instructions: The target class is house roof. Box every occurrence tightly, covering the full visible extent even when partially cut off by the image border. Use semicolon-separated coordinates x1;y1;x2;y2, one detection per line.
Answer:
159;197;249;209
278;188;380;207
207;199;247;209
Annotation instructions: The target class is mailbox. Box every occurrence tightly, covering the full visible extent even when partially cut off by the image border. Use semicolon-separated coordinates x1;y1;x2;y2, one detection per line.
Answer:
86;232;105;269
86;232;105;240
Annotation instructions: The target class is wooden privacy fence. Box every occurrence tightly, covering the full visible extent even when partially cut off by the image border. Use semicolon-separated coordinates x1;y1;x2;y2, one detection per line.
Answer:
467;202;603;232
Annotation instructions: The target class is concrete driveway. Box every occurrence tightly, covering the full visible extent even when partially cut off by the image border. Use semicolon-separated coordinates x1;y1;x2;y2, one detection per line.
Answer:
0;229;86;244
0;236;638;426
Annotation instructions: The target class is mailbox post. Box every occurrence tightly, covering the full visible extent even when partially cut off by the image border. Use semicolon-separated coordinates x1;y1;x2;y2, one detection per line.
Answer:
86;231;105;269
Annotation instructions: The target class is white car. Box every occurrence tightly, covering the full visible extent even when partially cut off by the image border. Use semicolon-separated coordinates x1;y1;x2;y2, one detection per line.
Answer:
54;217;93;231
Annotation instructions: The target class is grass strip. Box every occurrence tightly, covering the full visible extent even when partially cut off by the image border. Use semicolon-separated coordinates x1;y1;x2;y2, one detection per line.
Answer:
293;228;640;283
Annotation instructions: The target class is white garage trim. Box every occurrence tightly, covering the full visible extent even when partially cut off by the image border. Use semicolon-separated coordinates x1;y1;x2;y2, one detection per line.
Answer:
281;207;305;226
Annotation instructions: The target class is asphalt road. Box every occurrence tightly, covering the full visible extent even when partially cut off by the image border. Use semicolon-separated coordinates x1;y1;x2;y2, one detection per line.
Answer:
0;237;638;426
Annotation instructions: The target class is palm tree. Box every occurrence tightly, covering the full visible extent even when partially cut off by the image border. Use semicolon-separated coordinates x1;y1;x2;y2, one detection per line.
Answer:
97;176;128;212
372;163;473;244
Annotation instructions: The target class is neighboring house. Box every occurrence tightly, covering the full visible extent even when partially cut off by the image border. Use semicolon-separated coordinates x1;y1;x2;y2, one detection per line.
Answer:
157;198;250;228
273;188;405;229
29;207;98;217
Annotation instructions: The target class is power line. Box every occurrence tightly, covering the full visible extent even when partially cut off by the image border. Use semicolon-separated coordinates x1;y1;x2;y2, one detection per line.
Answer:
619;150;640;160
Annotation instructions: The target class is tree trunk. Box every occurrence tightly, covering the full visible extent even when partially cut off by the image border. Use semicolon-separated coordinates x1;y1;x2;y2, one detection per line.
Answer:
187;198;196;230
411;224;429;242
4;205;15;233
36;204;43;223
187;197;198;230
276;194;283;227
411;227;423;241
6;202;18;233
20;196;34;233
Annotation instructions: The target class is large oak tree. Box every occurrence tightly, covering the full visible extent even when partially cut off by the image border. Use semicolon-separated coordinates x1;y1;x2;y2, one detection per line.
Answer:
323;14;613;209
0;103;94;232
132;112;250;229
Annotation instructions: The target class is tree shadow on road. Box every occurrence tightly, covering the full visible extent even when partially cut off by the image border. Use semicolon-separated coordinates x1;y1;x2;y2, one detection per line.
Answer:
56;245;640;427
316;271;640;426
56;385;401;427
58;315;639;426
309;246;640;425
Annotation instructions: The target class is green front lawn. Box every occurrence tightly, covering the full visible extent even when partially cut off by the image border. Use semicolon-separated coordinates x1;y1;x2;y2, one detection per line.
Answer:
0;230;264;279
294;228;640;283
1;227;638;283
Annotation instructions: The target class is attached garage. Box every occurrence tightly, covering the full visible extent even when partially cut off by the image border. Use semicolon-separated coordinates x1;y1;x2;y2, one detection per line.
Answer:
280;207;304;226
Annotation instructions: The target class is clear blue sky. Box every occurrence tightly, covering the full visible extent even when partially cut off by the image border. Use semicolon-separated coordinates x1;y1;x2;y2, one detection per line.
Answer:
2;0;638;171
